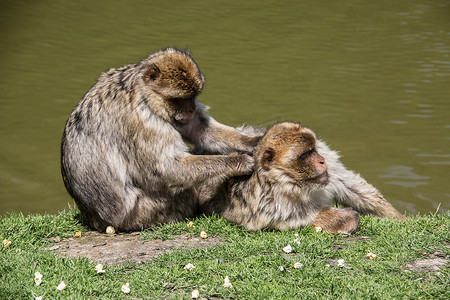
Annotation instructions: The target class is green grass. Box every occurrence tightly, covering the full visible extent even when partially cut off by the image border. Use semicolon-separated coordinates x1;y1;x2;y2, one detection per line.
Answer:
1;210;449;299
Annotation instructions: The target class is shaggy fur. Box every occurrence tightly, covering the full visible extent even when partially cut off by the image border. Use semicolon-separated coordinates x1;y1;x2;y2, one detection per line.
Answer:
61;48;263;232
198;122;404;233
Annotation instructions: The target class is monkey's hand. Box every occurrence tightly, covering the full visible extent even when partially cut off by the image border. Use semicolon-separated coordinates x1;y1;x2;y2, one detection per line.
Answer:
230;153;255;176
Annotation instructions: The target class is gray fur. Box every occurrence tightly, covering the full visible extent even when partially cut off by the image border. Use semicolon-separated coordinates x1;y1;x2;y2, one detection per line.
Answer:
61;48;263;232
198;122;404;233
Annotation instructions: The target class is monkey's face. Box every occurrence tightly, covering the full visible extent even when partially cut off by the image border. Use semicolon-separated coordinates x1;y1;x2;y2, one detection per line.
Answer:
140;49;204;125
290;147;328;185
257;122;329;187
168;97;197;125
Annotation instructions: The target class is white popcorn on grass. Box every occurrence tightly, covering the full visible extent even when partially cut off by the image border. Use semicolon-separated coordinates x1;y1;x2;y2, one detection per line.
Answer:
106;226;116;234
191;288;200;299
184;263;196;271
95;263;106;274
187;221;195;228
315;226;323;232
294;262;303;269
121;282;130;294
56;281;66;291
223;276;233;288
293;238;301;245
366;252;377;260
34;271;43;286
3;239;12;248
200;231;208;239
278;266;286;272
283;244;293;253
35;297;43;300
337;259;345;268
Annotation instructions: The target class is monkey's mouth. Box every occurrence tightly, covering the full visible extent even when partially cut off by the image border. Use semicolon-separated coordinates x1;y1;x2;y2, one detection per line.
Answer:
174;116;191;125
174;111;195;125
309;170;329;184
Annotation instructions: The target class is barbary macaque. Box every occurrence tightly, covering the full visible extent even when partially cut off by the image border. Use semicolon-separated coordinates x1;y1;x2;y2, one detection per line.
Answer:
197;122;405;234
61;48;262;232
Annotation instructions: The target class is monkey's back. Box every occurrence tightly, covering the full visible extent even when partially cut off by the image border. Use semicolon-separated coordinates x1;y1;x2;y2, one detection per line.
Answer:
60;65;196;232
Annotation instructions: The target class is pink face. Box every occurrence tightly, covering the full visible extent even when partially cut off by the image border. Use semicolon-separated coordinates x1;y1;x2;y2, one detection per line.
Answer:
297;148;328;184
258;122;329;185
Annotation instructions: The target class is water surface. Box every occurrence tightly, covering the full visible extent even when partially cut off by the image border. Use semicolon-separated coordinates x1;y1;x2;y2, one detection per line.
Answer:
1;0;449;215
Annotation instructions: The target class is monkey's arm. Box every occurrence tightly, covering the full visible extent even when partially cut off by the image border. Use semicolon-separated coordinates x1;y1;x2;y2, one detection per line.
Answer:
316;140;405;220
180;102;264;154
161;153;254;191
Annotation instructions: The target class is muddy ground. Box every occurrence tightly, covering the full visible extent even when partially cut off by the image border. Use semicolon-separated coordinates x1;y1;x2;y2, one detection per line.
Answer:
405;249;449;273
46;231;223;265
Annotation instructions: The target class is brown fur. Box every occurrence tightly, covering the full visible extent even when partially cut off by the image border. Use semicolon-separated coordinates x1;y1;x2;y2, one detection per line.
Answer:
61;48;263;232
313;207;359;234
198;122;404;233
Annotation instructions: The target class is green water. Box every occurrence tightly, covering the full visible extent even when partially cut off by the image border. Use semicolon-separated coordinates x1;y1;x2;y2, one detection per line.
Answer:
1;1;449;215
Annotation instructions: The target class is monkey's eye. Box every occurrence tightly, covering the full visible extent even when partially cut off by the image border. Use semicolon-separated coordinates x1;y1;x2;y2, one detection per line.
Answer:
299;148;315;160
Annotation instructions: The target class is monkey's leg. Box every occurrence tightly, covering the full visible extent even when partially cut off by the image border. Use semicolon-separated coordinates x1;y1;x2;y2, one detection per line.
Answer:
313;207;360;235
332;171;406;220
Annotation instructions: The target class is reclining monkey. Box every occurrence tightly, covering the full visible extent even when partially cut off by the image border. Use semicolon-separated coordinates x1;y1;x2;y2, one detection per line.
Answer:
197;122;405;234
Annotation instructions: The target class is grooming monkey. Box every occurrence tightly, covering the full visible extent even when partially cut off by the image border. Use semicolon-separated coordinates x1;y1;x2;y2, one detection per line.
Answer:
61;48;262;232
197;122;405;234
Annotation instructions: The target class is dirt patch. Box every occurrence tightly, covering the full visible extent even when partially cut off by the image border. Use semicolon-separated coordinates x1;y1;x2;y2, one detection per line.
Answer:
405;250;449;273
405;258;447;273
334;235;374;250
46;231;224;265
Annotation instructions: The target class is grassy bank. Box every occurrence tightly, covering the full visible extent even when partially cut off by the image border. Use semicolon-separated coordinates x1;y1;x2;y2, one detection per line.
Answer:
1;210;448;299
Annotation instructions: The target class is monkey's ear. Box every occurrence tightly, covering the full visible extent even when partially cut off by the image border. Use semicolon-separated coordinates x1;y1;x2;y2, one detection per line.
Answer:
144;64;161;83
261;147;275;170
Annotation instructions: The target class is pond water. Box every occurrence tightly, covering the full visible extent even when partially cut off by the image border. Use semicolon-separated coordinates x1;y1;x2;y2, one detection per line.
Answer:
1;0;449;216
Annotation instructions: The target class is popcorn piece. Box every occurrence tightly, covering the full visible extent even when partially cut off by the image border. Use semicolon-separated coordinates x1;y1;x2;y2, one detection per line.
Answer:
283;244;292;253
294;233;299;237
293;238;301;245
315;226;323;232
279;266;286;272
95;263;106;274
191;289;200;299
184;263;196;271
223;276;233;288
121;282;130;294
35;297;43;300
106;226;115;234
200;231;207;239
337;259;345;268
56;281;66;291
2;239;12;248
74;231;82;238
34;277;43;286
187;221;194;228
294;262;303;269
366;252;377;260
34;271;43;286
